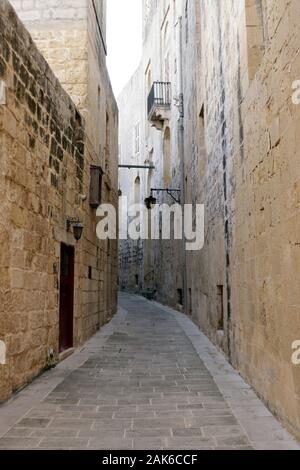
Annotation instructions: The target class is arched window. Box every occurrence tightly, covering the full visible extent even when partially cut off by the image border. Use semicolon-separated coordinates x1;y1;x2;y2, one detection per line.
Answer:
163;127;171;186
134;176;141;204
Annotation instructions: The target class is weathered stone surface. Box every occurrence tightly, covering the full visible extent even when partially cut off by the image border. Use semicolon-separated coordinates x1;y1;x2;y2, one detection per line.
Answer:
118;0;300;441
0;0;118;402
0;293;298;450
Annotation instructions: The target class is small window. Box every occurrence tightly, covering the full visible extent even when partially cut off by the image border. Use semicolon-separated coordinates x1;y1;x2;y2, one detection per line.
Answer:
89;165;103;208
217;285;224;331
88;266;92;280
134;176;141;204
177;288;183;306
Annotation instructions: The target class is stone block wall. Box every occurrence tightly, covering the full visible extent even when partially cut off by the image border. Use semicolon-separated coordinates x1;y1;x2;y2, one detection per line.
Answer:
10;0;119;326
119;0;185;307
140;0;185;308
183;0;300;439
119;0;300;439
0;0;118;401
232;0;300;438
118;65;145;292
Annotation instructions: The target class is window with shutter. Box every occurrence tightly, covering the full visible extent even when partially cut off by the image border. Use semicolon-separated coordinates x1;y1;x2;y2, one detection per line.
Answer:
89;165;103;208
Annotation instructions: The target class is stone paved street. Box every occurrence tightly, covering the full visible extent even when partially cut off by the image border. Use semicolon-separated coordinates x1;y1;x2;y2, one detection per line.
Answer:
0;293;299;450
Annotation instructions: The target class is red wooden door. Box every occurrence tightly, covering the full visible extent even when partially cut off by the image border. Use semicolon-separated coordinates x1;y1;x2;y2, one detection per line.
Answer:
59;244;75;353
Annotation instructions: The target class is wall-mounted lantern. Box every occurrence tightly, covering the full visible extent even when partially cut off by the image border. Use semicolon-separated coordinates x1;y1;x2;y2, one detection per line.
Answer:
67;218;84;241
145;188;181;209
144;194;157;210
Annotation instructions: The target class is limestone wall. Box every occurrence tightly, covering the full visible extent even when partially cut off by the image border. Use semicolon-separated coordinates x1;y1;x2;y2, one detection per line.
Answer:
182;0;300;439
118;65;145;292
231;0;300;438
119;0;300;439
119;0;186;307
10;0;119;324
0;0;118;401
142;0;184;308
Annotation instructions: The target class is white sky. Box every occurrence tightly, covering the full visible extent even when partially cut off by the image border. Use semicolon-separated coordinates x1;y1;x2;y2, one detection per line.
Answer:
107;0;143;98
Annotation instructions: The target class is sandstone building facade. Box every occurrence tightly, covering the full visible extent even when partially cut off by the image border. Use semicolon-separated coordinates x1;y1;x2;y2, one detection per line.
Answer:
118;65;144;292
118;0;300;439
0;0;118;401
119;0;185;307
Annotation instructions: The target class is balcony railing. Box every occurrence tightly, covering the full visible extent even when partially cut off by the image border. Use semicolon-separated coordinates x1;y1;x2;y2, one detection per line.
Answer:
147;81;171;121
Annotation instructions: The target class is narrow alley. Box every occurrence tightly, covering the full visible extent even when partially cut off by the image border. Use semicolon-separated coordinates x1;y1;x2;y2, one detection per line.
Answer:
0;294;298;451
1;0;300;455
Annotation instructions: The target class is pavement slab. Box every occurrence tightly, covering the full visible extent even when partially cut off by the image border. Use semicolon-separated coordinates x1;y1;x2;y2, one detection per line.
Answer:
0;293;298;450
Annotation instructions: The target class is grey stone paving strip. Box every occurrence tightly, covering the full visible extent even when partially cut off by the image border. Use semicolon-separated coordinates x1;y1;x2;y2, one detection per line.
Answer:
0;292;298;450
153;300;300;450
0;308;127;440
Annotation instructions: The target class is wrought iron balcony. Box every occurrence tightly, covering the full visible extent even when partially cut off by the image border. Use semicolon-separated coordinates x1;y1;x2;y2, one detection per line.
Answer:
147;81;171;129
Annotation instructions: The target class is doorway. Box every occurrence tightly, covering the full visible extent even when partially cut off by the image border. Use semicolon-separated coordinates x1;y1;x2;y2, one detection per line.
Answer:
59;243;75;353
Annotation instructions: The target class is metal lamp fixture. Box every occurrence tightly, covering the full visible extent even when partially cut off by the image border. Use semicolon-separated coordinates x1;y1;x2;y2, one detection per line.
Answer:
144;194;157;210
66;218;84;241
145;188;181;209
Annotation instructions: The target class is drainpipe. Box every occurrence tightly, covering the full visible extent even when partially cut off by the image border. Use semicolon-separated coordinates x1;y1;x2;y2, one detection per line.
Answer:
176;16;188;316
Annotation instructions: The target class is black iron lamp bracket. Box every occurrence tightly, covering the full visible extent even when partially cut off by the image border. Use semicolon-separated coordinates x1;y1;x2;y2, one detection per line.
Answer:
151;188;181;204
118;164;155;170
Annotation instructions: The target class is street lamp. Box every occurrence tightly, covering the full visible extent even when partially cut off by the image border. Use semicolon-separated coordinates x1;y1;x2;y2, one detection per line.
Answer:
144;188;181;209
66;218;84;241
144;194;157;210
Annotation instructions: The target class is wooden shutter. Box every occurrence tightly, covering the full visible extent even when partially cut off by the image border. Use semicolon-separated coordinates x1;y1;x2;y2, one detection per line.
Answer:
89;165;103;208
